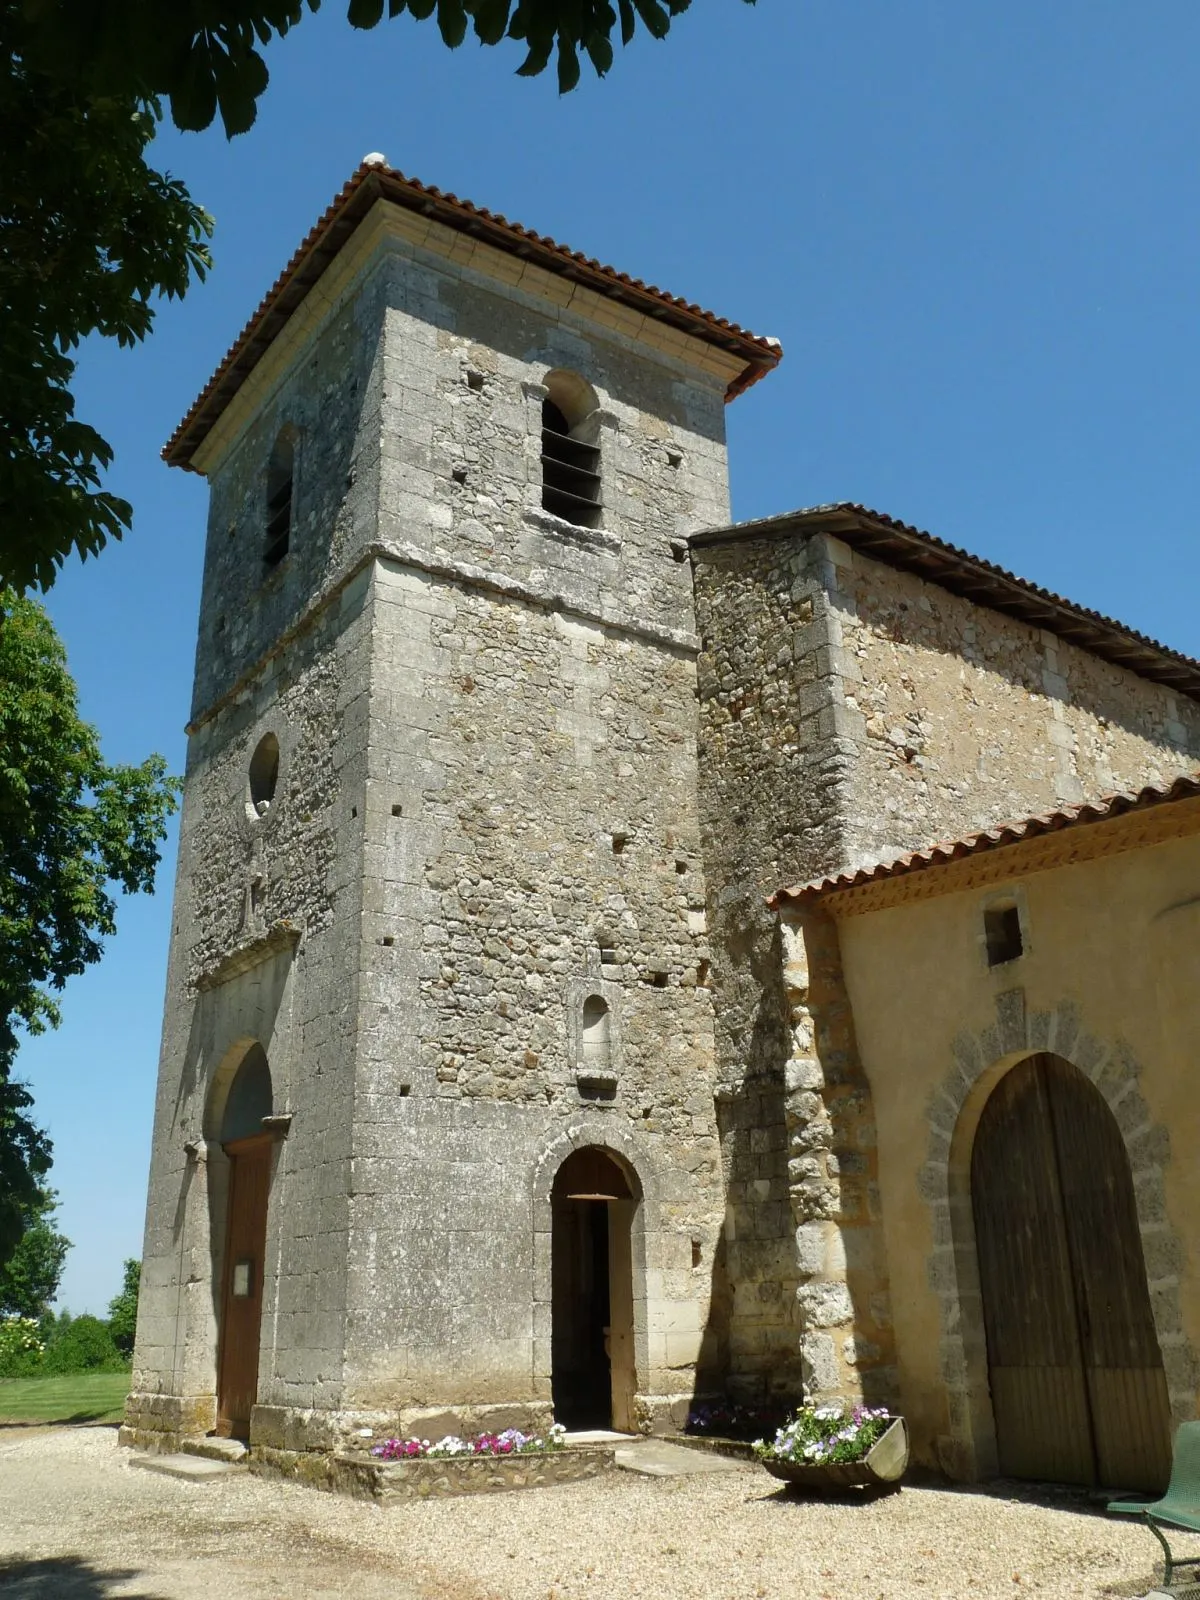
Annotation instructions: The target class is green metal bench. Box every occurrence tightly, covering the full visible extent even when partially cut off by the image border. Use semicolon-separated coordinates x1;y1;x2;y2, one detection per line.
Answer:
1108;1421;1200;1588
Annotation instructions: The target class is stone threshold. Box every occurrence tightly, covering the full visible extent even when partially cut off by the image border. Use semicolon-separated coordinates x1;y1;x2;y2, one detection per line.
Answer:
664;1432;759;1462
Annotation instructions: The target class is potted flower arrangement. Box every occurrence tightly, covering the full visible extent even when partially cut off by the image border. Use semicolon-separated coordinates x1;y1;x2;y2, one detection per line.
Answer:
754;1402;908;1492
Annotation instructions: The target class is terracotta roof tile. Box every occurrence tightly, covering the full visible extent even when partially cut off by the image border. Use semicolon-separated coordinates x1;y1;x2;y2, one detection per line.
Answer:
770;770;1200;907
165;161;783;470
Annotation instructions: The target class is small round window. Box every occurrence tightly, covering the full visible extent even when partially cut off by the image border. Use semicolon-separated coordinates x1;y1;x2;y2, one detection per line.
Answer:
247;733;280;820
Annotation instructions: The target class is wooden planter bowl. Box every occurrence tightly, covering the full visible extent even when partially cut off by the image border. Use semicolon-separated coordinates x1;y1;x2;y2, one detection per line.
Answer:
761;1417;909;1493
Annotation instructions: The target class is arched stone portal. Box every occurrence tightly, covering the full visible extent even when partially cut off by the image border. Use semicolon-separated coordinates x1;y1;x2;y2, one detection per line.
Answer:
550;1147;639;1431
213;1044;274;1439
970;1052;1171;1491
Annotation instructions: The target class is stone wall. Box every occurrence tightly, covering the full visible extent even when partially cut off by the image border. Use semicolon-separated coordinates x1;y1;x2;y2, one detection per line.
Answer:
340;558;725;1418
190;283;387;724
690;521;1200;1409
777;911;896;1407
832;540;1200;870
133;195;744;1450
691;532;853;1404
128;566;375;1446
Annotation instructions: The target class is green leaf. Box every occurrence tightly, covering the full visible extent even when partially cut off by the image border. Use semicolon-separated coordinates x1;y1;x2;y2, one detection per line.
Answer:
631;0;671;39
437;0;468;46
583;28;613;74
556;31;580;91
470;0;511;44
347;0;386;27
169;37;220;131
617;0;635;44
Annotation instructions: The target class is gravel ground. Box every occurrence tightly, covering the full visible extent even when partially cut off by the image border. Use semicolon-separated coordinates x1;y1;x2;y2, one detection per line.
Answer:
0;1426;1181;1600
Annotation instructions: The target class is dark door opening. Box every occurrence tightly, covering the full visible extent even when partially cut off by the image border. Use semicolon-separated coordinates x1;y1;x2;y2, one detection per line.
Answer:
552;1198;611;1428
971;1052;1171;1491
550;1147;637;1432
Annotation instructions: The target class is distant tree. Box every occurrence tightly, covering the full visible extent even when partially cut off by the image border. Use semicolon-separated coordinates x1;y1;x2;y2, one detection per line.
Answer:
0;590;179;1263
19;0;757;132
107;1258;141;1358
41;1311;126;1373
0;1187;70;1319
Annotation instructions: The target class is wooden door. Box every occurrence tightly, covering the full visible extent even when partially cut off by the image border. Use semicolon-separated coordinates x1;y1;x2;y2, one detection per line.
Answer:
216;1133;273;1440
607;1199;637;1433
972;1054;1170;1491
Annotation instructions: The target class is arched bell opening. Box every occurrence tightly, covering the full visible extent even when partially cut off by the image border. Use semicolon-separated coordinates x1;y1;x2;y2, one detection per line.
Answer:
551;1147;639;1431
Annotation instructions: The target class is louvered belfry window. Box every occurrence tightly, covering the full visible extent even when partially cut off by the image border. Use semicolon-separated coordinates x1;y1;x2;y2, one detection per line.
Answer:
264;432;295;568
541;398;602;529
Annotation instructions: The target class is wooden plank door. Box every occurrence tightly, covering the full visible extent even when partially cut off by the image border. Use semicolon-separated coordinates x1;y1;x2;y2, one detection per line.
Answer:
607;1198;637;1434
216;1133;273;1440
1043;1056;1171;1492
972;1054;1170;1491
972;1056;1095;1483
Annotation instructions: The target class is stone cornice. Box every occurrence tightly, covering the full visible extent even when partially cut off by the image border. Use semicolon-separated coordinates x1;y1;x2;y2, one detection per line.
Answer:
186;540;699;735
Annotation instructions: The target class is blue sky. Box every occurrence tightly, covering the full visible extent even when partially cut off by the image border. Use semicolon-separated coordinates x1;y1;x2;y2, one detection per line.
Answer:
23;0;1200;1311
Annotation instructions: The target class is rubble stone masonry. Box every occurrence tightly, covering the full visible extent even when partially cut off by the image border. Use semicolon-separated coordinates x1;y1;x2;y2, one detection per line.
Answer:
690;519;1200;1408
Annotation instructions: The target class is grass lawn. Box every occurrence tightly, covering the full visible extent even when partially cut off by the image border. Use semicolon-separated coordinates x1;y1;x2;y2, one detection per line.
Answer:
0;1373;130;1426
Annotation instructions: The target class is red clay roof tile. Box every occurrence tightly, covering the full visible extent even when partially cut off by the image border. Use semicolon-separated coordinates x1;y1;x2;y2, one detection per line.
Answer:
164;160;783;471
770;770;1200;907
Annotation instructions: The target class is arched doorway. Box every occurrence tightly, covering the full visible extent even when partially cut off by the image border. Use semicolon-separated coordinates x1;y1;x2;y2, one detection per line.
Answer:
971;1052;1170;1490
551;1147;638;1432
215;1045;274;1440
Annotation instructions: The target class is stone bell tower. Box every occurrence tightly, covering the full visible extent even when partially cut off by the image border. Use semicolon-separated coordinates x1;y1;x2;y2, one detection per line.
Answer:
122;156;780;1455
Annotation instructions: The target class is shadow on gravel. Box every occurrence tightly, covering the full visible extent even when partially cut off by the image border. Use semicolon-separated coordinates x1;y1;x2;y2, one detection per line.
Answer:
743;1482;904;1509
0;1556;167;1598
0;1417;120;1431
744;1474;1117;1520
932;1476;1120;1520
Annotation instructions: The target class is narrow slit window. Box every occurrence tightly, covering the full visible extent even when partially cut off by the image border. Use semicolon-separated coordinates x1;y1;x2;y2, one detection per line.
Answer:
540;373;602;530
984;904;1023;966
264;432;295;568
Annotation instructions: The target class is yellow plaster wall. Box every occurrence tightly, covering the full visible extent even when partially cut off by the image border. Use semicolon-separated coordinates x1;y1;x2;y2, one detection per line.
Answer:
832;814;1200;1468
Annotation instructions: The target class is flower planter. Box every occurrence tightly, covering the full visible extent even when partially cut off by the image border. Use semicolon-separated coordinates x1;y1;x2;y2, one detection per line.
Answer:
328;1445;614;1501
761;1417;909;1493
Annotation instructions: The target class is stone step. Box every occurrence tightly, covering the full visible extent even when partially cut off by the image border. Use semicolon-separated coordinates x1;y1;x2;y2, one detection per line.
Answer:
613;1439;748;1478
130;1452;246;1482
180;1435;249;1464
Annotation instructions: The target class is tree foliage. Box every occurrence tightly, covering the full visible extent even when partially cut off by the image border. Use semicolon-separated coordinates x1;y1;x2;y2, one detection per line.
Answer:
0;1;213;593
5;0;754;591
41;1311;126;1373
19;0;755;133
0;590;180;1261
107;1257;140;1357
0;1186;70;1319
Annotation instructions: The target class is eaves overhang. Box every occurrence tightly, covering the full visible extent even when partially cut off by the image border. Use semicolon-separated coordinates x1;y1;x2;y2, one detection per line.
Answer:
164;160;783;472
691;503;1200;702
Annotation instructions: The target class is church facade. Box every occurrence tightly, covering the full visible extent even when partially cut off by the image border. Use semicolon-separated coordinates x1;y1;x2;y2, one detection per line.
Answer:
123;159;1200;1487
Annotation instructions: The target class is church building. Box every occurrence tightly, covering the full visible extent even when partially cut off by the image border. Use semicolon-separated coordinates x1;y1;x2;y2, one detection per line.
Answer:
123;158;1200;1492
